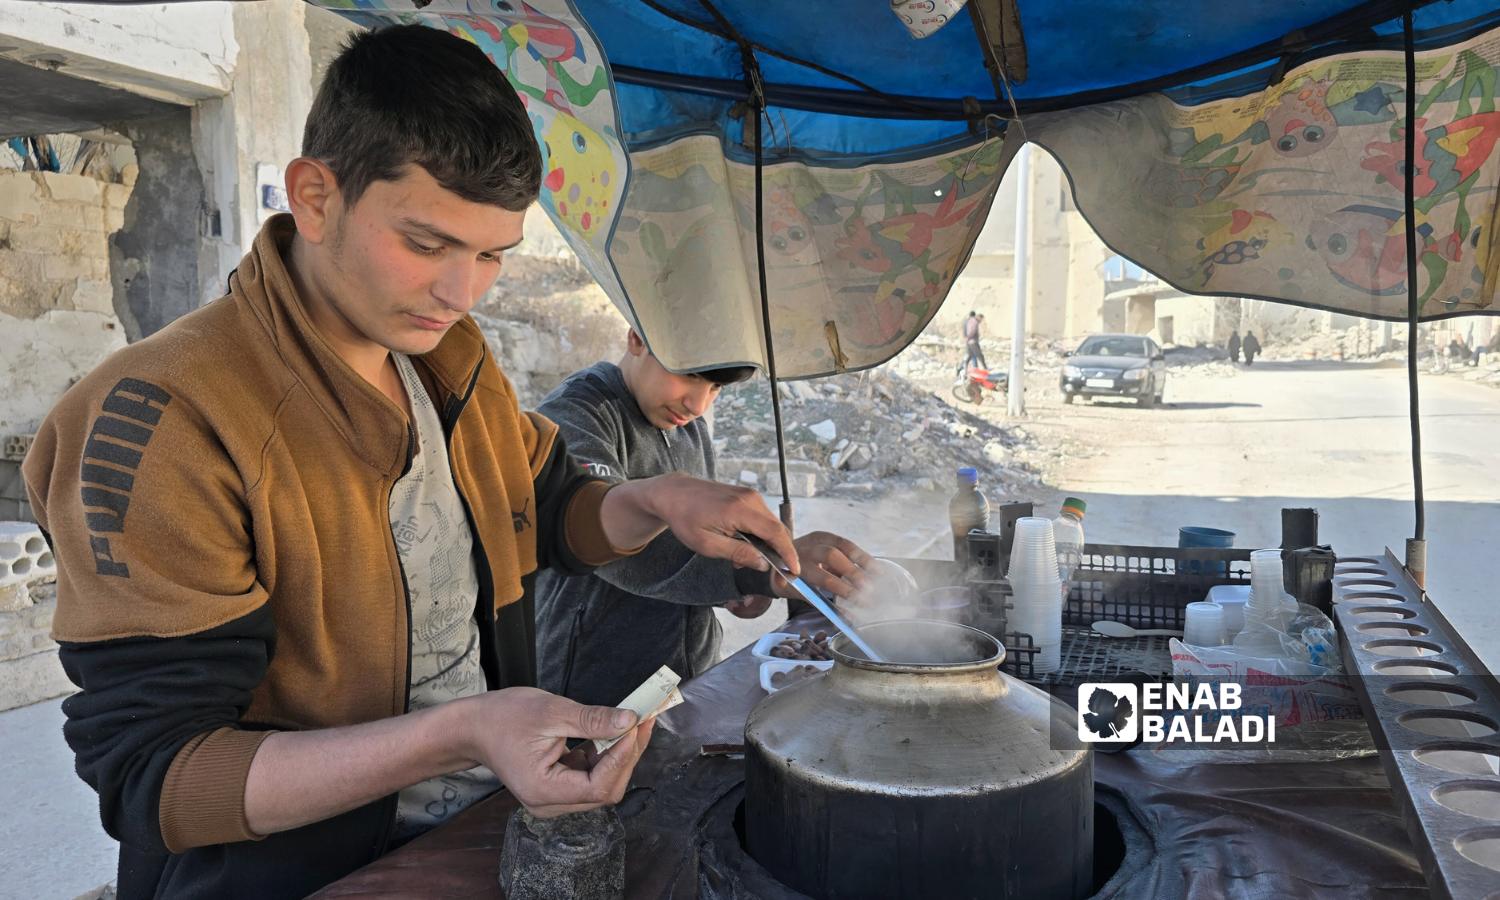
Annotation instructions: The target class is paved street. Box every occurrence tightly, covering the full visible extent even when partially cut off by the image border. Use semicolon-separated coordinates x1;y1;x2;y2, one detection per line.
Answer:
1017;358;1500;674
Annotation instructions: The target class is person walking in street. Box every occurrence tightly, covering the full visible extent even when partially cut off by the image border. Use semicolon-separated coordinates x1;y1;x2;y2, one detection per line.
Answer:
20;25;801;899
533;329;873;707
1242;330;1262;365
960;311;987;374
1227;329;1241;363
1474;331;1500;367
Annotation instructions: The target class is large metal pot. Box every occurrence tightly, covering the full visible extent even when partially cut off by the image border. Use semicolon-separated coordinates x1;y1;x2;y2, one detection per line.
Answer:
744;620;1092;899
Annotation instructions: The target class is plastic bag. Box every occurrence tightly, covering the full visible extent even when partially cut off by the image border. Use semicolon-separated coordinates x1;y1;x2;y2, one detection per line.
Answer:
1161;603;1374;762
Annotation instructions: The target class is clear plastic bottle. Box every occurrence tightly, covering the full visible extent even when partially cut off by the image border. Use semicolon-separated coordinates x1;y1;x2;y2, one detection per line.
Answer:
1053;497;1087;586
949;467;990;567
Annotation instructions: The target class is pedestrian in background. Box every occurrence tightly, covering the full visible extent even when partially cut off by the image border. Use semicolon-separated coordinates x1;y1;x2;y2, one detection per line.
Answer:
1242;330;1262;365
1227;329;1241;364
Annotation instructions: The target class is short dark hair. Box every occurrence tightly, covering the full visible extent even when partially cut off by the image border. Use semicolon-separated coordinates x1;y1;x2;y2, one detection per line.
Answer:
699;365;757;386
303;24;542;211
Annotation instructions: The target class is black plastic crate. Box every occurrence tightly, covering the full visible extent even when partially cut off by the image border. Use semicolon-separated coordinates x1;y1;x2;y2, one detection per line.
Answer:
969;533;1253;700
967;533;1252;629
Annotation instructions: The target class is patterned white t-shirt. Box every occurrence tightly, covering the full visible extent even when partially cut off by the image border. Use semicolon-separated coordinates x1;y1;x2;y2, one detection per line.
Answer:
389;353;498;841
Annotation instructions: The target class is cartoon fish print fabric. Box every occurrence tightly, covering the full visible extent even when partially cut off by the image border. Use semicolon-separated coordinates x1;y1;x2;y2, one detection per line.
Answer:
318;0;630;308
608;136;1005;376
1033;34;1500;319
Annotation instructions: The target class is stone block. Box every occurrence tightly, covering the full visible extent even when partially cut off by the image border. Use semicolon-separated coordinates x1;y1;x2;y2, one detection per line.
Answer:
103;182;133;210
0;582;28;613
75;203;107;233
0;521;56;588
52;225;107;258
0;648;74;712
39;172;104;205
5;222;61;253
766;469;818;498
718;457;820;498
0;592;57;661
66;279;117;316
0;172;42;221
105;207;126;232
44;252;95;283
0;250;52;317
37;202;101;232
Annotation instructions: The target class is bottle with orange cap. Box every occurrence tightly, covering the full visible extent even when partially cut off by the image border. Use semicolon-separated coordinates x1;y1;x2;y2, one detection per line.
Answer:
1053;497;1087;589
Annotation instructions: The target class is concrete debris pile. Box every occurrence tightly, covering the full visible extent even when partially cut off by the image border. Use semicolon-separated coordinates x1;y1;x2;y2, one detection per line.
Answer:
473;255;629;406
1429;356;1500;387
713;365;1039;498
1259;329;1407;363
1159;345;1238;378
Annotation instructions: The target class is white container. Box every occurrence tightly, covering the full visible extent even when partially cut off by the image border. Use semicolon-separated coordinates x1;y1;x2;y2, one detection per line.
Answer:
752;632;803;662
1183;601;1226;646
760;659;834;693
1206;584;1249;639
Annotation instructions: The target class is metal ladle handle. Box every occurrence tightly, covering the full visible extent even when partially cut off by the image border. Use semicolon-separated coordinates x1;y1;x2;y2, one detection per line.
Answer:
738;533;885;662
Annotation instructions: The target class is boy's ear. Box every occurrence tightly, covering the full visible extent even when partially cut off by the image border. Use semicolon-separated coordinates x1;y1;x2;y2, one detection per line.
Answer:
626;329;648;357
285;157;343;244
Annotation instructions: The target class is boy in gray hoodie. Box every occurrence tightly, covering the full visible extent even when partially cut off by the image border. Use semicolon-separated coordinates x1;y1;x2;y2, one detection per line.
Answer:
535;329;871;706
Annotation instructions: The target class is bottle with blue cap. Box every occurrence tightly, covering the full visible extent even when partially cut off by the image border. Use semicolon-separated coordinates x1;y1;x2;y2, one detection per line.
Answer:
948;466;990;567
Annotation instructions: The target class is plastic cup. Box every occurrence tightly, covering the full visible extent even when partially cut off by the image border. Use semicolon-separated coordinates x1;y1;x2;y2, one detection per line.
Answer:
1248;549;1287;611
1007;578;1062;651
1179;526;1235;577
1183;601;1226;646
1212;594;1247;640
1008;518;1059;584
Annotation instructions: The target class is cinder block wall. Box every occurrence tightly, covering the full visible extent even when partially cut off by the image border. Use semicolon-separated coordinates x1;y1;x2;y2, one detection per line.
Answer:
0;522;67;711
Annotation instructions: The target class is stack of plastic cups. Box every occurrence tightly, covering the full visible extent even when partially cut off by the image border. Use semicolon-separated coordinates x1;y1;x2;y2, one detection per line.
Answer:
1234;548;1289;655
1006;517;1063;673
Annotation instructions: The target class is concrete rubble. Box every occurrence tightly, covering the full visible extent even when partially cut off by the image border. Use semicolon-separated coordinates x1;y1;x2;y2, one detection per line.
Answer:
712;353;1040;499
0;521;67;713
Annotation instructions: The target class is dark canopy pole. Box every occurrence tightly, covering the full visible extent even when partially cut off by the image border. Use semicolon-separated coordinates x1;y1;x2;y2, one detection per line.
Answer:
694;0;795;534
749;58;796;533
1402;10;1427;586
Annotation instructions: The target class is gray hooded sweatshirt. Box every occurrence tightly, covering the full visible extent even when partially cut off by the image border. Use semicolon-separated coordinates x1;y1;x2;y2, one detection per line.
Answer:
533;362;768;706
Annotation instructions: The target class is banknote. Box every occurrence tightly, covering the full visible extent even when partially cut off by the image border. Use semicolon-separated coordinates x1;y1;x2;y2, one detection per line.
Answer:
592;666;683;753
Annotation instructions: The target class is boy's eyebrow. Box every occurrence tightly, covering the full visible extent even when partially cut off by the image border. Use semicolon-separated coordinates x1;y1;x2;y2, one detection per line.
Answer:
398;216;524;253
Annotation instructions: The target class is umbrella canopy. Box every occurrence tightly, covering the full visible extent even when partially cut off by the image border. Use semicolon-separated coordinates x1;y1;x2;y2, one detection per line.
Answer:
316;0;1500;377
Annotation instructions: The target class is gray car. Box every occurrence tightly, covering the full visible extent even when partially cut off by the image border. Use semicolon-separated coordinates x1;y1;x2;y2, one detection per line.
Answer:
1059;333;1167;407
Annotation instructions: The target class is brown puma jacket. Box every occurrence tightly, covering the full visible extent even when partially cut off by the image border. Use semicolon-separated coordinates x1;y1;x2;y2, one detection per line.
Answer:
23;214;627;898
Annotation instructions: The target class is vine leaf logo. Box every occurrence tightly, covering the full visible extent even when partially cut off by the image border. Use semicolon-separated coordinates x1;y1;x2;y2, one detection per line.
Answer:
1077;684;1139;742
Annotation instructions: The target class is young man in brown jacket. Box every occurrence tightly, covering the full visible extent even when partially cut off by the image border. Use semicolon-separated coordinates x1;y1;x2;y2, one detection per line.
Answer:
22;25;800;899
